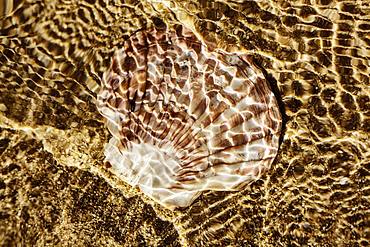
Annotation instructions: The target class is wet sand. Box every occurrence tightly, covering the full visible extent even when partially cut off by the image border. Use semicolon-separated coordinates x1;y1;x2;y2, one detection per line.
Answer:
0;0;369;246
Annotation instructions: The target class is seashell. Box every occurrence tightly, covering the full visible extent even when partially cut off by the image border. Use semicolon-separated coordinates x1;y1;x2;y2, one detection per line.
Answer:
96;24;282;209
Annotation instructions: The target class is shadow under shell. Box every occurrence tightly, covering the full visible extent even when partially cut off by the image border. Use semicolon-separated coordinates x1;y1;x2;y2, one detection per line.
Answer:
96;24;282;209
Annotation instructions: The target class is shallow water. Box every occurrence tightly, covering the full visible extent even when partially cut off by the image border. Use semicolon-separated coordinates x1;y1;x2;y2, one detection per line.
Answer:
0;0;369;246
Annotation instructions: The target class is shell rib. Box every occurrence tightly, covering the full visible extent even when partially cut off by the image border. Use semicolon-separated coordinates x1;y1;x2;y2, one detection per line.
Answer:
97;24;282;208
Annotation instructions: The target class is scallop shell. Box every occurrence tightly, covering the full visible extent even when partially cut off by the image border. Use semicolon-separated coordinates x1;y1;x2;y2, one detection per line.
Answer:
97;24;282;209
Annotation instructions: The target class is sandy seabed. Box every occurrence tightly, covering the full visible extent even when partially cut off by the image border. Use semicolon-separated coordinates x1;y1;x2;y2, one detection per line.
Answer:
0;0;369;246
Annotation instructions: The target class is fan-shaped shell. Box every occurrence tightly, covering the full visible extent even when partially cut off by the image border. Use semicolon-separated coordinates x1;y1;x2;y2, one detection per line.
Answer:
97;24;282;208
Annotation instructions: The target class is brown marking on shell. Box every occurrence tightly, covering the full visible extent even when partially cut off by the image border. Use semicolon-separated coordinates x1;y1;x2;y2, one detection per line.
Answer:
97;24;283;209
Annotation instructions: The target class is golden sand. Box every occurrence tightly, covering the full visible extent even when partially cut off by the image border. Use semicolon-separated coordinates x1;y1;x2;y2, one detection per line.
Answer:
0;0;369;246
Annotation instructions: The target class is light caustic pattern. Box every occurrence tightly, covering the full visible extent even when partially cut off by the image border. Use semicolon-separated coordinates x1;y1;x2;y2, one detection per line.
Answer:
96;24;282;208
